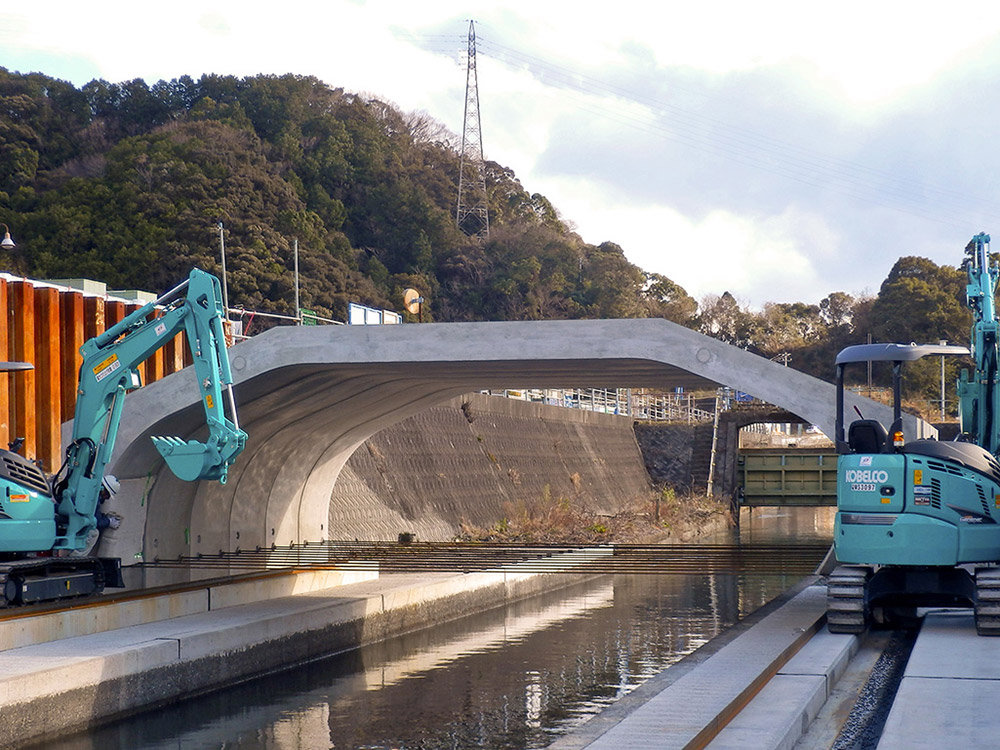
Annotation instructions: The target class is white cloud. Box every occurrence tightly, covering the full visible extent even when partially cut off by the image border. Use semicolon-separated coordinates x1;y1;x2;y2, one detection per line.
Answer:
11;2;998;102
494;2;1000;104
539;173;838;306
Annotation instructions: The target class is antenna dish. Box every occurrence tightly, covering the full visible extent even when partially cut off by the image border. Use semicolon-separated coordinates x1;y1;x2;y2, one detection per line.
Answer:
403;288;423;315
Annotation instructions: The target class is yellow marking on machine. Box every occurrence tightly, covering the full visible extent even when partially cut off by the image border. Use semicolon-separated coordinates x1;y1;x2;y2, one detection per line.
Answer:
914;469;923;485
93;353;120;383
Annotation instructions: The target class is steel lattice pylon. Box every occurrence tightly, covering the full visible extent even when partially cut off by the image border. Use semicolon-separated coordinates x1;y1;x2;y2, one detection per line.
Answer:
456;20;489;240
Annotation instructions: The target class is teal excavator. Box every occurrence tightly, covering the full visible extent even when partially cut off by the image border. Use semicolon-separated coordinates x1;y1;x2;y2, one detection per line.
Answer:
829;233;1000;635
0;268;246;606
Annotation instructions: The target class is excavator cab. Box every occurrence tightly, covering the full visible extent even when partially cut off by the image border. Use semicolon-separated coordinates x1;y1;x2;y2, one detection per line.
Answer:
829;235;1000;636
834;343;970;456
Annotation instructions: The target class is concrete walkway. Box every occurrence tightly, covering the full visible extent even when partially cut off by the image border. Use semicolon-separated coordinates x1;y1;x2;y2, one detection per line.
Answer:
556;595;1000;749
878;611;1000;749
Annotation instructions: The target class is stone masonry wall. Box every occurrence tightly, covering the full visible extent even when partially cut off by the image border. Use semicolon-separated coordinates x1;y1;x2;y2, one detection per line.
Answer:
632;422;715;493
328;393;655;541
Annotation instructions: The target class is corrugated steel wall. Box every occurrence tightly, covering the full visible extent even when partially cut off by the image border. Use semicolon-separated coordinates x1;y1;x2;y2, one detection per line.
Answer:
1;277;191;473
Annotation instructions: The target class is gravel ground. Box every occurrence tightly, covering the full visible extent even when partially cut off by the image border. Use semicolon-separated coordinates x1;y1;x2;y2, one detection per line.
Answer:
831;628;918;749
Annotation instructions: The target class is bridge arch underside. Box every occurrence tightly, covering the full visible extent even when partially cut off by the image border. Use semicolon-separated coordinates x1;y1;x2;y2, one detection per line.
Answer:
115;359;719;561
106;319;913;563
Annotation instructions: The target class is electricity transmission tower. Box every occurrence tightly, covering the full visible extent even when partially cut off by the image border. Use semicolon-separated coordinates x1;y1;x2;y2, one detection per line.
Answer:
456;20;489;239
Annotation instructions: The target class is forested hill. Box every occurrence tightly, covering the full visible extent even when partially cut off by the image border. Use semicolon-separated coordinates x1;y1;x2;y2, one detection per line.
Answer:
0;69;975;401
0;69;695;324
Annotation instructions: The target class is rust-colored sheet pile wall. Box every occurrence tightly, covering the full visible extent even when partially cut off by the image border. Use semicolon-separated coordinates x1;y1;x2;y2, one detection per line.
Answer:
0;276;190;472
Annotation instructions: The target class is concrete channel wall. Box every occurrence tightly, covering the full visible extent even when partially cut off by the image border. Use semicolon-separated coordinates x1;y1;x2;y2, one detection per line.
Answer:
103;392;659;566
633;422;714;493
0;552;609;748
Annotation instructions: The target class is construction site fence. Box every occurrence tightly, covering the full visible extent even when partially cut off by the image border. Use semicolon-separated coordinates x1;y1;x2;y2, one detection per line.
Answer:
3;289;351;470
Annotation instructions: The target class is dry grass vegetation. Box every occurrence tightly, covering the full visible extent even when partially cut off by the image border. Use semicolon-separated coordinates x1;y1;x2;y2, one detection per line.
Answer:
458;486;732;544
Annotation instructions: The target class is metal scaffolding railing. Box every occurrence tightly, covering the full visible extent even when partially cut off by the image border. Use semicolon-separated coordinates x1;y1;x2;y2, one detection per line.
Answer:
225;306;344;341
485;388;717;423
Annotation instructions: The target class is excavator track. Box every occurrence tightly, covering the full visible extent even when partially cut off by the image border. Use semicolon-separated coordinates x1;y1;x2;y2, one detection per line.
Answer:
975;567;1000;636
0;557;122;607
827;565;871;634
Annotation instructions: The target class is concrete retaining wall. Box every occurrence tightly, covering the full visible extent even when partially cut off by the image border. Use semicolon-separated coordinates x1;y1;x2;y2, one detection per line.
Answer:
329;393;655;541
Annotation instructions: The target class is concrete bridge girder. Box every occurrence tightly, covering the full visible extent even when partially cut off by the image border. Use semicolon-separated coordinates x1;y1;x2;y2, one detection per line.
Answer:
96;318;931;563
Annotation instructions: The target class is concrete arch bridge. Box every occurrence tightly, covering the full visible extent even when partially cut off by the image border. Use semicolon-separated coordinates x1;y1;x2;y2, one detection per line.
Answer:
99;318;931;566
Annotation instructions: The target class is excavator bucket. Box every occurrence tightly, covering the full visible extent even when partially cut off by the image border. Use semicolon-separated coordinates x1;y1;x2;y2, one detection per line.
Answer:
151;435;228;483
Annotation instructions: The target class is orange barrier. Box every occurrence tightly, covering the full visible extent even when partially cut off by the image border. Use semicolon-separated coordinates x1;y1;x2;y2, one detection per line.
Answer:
1;277;190;472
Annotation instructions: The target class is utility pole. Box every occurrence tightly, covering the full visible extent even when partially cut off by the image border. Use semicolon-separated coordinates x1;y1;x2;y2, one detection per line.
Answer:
456;20;489;240
218;222;230;326
293;237;300;325
939;339;947;421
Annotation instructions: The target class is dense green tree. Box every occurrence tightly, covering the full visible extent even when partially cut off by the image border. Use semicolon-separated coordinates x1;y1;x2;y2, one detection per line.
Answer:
0;69;90;189
819;291;856;328
697;292;754;347
755;302;823;352
869;256;967;345
855;257;969;400
578;242;646;318
642;273;698;326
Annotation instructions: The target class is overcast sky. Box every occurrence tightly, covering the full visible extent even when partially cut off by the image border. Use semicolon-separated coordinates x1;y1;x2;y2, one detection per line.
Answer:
5;1;1000;309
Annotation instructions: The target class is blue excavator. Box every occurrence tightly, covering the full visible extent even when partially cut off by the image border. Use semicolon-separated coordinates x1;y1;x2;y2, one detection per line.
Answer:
829;233;1000;635
0;268;247;606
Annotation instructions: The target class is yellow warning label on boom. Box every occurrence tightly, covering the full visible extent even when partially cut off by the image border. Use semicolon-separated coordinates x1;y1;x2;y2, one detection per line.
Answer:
93;354;120;383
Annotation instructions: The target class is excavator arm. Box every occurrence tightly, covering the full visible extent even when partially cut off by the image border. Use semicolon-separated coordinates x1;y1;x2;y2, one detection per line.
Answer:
958;233;1000;455
53;268;247;550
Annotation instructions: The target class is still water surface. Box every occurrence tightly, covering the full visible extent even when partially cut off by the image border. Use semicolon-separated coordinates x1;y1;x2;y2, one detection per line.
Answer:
61;507;833;750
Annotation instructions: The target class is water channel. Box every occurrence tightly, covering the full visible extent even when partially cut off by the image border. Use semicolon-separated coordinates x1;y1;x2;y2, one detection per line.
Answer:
55;507;834;750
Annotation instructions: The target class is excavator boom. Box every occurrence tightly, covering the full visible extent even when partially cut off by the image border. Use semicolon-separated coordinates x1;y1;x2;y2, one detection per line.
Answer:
959;233;1000;454
55;268;246;550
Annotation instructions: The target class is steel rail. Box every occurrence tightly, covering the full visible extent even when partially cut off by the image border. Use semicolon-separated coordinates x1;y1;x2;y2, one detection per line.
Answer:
138;541;828;576
0;542;826;621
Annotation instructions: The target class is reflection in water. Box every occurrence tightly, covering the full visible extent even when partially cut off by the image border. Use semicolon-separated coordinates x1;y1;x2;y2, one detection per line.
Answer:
737;505;836;546
57;508;832;750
